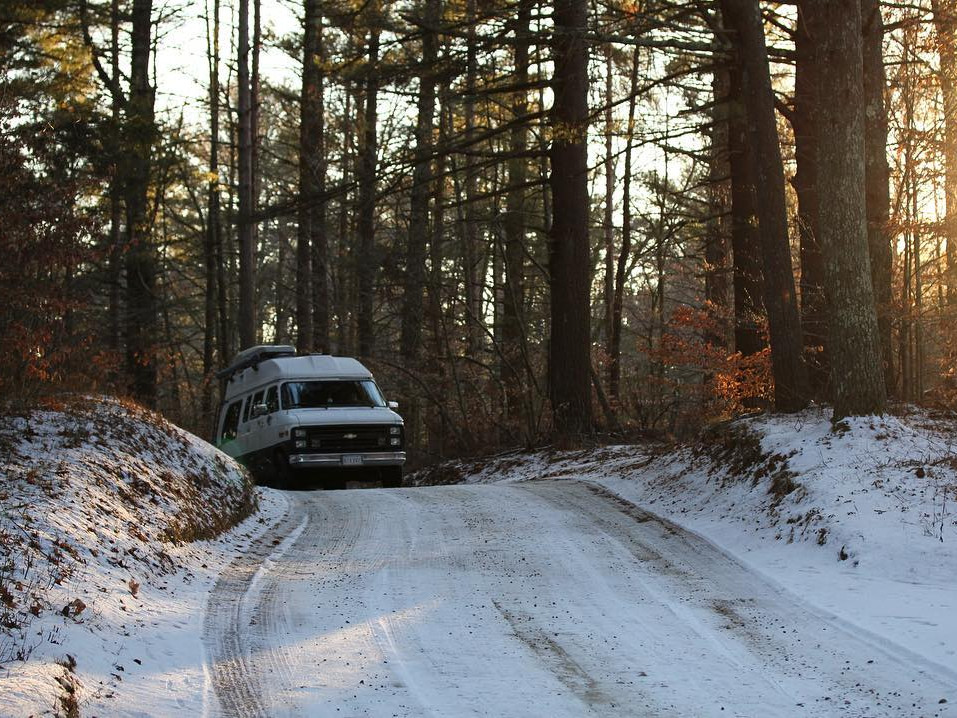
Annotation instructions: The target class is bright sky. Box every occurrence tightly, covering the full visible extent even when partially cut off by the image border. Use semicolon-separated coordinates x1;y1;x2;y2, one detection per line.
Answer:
152;0;301;125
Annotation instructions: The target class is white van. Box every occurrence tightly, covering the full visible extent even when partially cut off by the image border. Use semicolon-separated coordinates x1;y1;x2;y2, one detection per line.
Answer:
214;345;405;488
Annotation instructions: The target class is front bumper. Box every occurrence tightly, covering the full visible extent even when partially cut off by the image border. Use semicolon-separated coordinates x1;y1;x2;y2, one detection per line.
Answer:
288;451;406;468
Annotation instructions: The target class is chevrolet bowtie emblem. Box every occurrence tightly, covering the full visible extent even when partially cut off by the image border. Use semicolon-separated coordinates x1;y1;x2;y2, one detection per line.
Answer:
343;433;357;439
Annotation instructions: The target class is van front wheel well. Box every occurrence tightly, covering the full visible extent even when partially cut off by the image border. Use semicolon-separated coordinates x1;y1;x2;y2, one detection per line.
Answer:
272;448;292;489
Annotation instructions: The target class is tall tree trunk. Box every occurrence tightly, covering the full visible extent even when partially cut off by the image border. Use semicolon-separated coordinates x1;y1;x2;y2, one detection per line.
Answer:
463;0;482;354
125;0;157;405
428;86;449;458
310;14;329;353
602;43;615;346
203;0;221;423
933;0;957;304
793;7;827;394
357;29;380;358
800;0;885;418
401;0;440;362
276;223;286;342
727;58;765;358
503;0;531;428
251;0;261;330
549;0;592;438
609;47;639;401
336;87;354;354
297;0;320;353
107;0;122;356
705;59;730;348
237;0;255;349
719;0;809;412
862;0;894;395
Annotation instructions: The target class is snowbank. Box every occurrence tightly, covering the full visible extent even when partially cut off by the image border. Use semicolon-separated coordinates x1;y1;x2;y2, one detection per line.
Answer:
412;406;957;676
0;396;277;717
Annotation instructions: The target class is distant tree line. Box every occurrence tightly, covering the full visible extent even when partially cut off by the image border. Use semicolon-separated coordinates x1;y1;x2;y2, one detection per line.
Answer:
3;0;957;460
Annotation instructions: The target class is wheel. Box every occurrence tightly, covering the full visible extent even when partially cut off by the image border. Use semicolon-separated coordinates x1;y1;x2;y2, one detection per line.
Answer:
383;466;403;488
273;449;293;490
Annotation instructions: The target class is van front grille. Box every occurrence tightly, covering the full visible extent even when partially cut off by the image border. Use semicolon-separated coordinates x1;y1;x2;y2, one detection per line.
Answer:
303;424;396;453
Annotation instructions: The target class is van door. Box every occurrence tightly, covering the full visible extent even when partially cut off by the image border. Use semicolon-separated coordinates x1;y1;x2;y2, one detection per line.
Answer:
217;399;244;457
237;391;263;458
257;385;283;449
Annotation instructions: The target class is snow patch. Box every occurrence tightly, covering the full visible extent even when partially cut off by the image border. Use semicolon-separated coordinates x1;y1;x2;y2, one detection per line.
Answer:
0;395;283;717
413;406;957;674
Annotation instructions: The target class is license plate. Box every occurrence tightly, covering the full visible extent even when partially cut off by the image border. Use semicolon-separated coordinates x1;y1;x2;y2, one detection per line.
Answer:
342;455;363;466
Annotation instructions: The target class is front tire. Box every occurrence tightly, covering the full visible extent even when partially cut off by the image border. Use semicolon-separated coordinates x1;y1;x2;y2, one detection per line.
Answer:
383;466;403;488
273;449;292;490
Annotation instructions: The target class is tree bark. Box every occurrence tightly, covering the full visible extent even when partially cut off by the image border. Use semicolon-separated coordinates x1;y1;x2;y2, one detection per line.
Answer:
463;0;482;354
357;28;380;358
203;0;221;421
401;0;440;362
602;43;615;347
793;6;827;394
297;0;322;353
107;0;122;356
933;0;957;305
503;0;532;427
609;47;639;401
125;0;157;405
719;0;809;412
800;0;886;418
706;58;730;348
309;16;329;354
549;0;592;438
237;0;255;350
727;57;765;358
862;0;894;395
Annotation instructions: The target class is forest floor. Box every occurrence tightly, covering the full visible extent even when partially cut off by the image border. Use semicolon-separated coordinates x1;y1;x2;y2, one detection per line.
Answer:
1;400;956;716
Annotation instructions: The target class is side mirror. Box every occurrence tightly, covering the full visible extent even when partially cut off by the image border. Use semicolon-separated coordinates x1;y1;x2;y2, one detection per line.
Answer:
388;400;399;410
252;402;269;418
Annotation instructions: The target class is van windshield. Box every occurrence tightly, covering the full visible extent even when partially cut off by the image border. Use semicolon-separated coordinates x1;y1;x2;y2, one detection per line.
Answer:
281;380;386;409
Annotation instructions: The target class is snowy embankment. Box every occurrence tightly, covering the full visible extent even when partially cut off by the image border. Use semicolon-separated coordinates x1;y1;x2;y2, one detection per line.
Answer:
413;406;957;676
0;396;283;717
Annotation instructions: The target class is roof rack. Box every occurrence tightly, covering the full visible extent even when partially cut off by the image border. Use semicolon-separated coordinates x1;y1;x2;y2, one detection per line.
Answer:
215;344;297;381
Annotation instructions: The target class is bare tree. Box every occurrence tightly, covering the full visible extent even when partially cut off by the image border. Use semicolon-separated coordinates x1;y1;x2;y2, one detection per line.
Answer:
357;24;380;358
203;0;222;418
793;6;826;394
720;0;809;411
297;0;324;353
549;0;592;437
801;0;886;417
125;0;158;404
237;0;255;349
862;0;894;393
401;0;441;363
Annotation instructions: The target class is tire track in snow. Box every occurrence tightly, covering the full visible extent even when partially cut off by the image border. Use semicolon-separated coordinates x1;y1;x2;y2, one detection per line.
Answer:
202;500;307;717
204;481;956;717
526;480;957;716
490;598;609;709
206;490;398;717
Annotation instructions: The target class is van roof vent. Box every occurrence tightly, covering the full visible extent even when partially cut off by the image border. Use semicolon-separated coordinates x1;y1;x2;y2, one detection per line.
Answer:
216;344;296;381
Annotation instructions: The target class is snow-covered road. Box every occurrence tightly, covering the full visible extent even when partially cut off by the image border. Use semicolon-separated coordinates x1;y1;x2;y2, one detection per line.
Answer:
203;481;955;717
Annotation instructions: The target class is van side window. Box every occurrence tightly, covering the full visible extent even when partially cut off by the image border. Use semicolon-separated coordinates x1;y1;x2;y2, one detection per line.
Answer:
220;400;243;442
265;385;279;414
244;390;264;421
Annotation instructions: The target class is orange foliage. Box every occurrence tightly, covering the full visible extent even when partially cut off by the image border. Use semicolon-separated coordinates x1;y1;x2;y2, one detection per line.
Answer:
648;304;773;419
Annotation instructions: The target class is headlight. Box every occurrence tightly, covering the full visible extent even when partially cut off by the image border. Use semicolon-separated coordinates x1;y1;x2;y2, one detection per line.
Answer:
390;426;401;435
390;437;401;446
294;428;306;438
295;439;306;448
